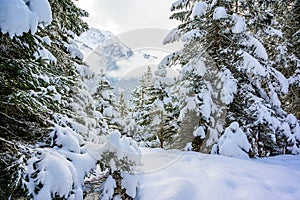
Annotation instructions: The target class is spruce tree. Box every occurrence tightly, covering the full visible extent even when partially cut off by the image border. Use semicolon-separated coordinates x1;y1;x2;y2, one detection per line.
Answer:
130;67;157;145
0;1;140;199
164;0;299;156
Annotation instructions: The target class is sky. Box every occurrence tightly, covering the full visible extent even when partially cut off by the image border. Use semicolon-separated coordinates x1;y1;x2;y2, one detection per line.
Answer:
74;0;179;35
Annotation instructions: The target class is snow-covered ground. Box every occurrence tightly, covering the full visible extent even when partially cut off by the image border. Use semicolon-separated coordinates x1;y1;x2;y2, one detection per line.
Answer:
136;148;300;200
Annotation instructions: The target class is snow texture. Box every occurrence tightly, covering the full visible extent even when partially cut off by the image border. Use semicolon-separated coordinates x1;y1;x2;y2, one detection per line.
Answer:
24;147;96;200
247;36;268;60
163;28;181;44
181;29;204;42
193;126;206;139
106;131;141;166
239;50;267;77
192;2;208;17
273;69;289;94
0;0;52;37
121;172;139;198
34;48;57;64
213;7;227;20
65;44;84;60
100;175;116;200
232;14;246;34
266;27;283;37
217;122;251;159
198;91;213;121
182;59;206;77
171;0;188;10
137;148;300;200
282;114;300;154
218;69;237;104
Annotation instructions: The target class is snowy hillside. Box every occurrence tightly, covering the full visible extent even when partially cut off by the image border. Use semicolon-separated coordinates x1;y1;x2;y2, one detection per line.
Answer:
136;148;300;200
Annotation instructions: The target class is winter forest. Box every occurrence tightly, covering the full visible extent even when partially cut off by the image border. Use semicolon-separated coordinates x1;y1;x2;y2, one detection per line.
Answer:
0;0;300;200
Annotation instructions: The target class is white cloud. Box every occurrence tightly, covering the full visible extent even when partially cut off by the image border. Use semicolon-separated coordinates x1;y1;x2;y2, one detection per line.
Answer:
74;0;178;34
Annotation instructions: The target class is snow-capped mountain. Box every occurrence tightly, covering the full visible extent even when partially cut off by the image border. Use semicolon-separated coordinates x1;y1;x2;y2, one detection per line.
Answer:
76;28;178;97
76;28;133;73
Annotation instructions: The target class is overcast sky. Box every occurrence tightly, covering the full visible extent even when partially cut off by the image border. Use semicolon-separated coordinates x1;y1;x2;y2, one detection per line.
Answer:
75;0;179;34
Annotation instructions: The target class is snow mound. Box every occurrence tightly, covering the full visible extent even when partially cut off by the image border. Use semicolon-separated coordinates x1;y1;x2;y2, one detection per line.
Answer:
192;2;208;17
232;14;246;34
213;7;227;20
0;0;52;37
217;122;251;159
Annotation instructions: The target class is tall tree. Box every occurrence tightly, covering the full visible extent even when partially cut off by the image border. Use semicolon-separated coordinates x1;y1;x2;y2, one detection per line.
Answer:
163;0;299;157
0;1;140;199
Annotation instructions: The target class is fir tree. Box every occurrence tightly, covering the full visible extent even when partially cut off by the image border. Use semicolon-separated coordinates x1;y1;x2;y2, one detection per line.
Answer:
0;1;140;199
130;67;157;145
164;0;299;157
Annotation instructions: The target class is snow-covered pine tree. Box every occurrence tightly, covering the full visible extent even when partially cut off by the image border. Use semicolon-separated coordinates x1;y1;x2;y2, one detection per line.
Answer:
164;0;298;157
91;73;123;133
232;0;300;155
0;0;88;197
130;67;157;146
144;66;180;149
271;0;300;119
162;0;241;153
0;1;140;199
118;90;129;120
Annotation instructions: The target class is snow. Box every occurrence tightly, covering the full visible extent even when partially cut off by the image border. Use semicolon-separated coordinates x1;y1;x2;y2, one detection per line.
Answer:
24;149;87;200
266;27;283;37
273;68;289;94
136;148;300;200
284;114;300;154
171;0;188;10
42;36;51;46
0;0;52;37
33;48;57;63
100;175;116;200
50;124;82;153
239;50;267;77
64;42;84;60
210;0;218;8
163;28;181;44
232;14;246;34
198;91;212;121
107;131;141;165
192;2;208;17
213;7;227;20
269;90;281;107
247;36;268;60
28;0;52;25
121;172;139;198
193;126;205;139
216;122;251;159
181;29;204;42
219;69;237;104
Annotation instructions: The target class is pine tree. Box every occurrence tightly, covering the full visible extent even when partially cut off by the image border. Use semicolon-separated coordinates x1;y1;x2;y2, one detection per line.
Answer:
130;67;157;145
0;1;140;199
118;90;129;120
164;0;298;157
147;66;180;149
0;0;89;197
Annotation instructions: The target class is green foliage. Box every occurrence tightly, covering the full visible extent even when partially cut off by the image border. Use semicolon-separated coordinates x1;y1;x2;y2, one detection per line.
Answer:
165;0;300;157
0;0;90;198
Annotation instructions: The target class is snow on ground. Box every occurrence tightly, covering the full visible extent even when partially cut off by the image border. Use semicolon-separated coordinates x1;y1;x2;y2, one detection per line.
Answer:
136;148;300;200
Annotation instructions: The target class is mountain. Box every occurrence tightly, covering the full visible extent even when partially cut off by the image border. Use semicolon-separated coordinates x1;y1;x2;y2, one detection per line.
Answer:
76;28;179;97
76;28;133;73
